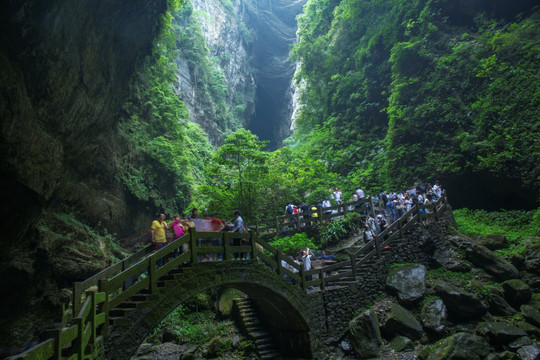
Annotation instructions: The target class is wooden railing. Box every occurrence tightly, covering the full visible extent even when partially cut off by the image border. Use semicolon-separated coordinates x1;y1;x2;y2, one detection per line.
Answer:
250;197;380;236
8;192;447;359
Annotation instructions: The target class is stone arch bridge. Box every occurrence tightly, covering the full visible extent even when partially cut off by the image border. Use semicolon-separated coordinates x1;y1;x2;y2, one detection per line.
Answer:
8;195;450;360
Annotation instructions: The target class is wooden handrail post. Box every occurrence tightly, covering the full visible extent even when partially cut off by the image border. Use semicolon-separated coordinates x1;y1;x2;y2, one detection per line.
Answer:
374;237;381;258
72;281;82;317
275;216;280;234
299;267;306;290
275;251;281;276
369;197;375;217
398;219;403;238
189;228;197;264
74;317;84;359
45;329;61;360
317;207;323;226
98;279;109;334
319;269;325;290
433;201;439;221
148;256;157;294
223;232;231;260
250;232;256;259
350;254;357;280
87;291;97;348
122;258;129;291
255;221;259;234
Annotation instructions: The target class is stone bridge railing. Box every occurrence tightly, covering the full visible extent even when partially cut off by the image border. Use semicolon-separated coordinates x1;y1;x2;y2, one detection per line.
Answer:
7;193;448;360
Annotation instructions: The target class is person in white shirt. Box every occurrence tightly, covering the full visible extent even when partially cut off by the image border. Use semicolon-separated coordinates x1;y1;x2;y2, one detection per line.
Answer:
355;188;365;199
332;188;342;205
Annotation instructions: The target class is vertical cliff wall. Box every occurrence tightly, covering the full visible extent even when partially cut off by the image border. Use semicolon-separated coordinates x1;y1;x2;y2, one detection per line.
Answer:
0;0;170;346
172;0;306;148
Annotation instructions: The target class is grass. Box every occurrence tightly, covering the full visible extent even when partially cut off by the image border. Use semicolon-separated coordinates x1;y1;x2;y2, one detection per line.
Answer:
453;207;540;241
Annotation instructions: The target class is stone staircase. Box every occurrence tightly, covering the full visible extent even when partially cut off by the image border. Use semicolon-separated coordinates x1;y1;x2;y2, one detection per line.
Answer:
234;297;280;359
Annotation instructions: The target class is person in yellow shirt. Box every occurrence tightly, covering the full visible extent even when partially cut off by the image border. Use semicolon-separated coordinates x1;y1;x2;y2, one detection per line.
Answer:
151;214;168;266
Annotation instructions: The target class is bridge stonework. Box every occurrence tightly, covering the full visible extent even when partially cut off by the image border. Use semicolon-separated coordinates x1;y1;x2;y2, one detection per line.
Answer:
8;195;452;360
105;261;326;359
320;213;453;343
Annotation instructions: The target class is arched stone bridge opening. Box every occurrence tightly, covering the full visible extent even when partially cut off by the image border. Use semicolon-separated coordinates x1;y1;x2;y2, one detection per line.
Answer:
105;261;318;359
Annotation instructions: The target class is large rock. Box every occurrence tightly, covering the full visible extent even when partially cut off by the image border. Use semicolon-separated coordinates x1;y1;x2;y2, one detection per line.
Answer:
475;234;508;250
386;264;427;305
476;321;527;346
517;343;540;360
521;305;540;328
434;282;488;319
383;303;423;340
390;335;414;352
516;321;540;340
502;279;532;308
523;237;540;275
419;332;492;360
349;309;382;359
488;286;517;316
449;235;519;280
421;299;447;333
432;245;472;273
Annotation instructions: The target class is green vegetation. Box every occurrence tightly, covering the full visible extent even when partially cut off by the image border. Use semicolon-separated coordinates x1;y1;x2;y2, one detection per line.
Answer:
291;0;540;196
270;233;318;256
320;212;364;247
453;208;540;241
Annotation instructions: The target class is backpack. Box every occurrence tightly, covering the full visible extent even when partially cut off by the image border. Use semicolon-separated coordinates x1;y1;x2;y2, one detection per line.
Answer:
286;204;293;214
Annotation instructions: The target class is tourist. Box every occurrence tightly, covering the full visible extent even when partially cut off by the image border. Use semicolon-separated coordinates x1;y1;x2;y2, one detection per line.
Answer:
230;210;245;259
151;213;168;267
302;248;315;285
169;214;185;257
355;188;365;199
363;224;376;244
377;214;387;238
333;187;342;205
322;197;332;216
365;215;378;234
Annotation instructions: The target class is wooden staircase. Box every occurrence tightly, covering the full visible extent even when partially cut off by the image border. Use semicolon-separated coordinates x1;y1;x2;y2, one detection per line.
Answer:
234;297;280;359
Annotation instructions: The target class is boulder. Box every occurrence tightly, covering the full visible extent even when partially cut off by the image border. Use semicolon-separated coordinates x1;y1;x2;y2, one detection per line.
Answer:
516;321;540;340
390;335;414;352
432;246;471;273
421;299;447;333
475;234;508;250
523;237;540;275
488;286;517;316
349;309;382;359
386;264;426;305
508;336;533;351
517;343;540;360
419;332;492;360
449;235;519;280
521;305;540;328
383;303;423;340
434;282;488;319
476;321;527;346
502;279;532;308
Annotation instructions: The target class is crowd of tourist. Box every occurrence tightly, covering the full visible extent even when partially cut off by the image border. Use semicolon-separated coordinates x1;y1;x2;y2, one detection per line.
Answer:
149;180;443;278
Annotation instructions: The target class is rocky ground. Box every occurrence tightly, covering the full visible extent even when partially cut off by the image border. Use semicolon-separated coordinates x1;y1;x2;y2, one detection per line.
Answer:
334;233;540;360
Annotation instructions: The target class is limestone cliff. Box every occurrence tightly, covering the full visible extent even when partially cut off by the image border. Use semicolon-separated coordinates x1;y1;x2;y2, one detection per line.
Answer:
0;0;170;346
173;0;306;148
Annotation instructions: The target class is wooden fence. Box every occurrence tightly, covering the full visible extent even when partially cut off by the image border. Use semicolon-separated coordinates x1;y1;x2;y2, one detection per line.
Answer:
8;192;447;359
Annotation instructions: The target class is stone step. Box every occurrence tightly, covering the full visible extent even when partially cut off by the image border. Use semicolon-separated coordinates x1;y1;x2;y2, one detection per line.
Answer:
109;307;135;317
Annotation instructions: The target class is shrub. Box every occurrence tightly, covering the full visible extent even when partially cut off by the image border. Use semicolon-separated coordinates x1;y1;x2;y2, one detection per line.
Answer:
319;212;364;246
270;233;318;256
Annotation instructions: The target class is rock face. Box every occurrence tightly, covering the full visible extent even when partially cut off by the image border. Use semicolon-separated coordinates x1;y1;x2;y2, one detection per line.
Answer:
487;286;517;316
434;282;488;319
448;235;519;280
422;299;447;333
475;234;508;250
386;264;427;305
383;303;424;340
521;305;540;328
349;309;382;359
502;279;532;308
419;332;492;360
476;321;528;346
0;0;169;344
175;0;306;148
